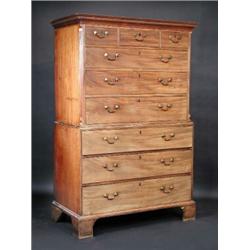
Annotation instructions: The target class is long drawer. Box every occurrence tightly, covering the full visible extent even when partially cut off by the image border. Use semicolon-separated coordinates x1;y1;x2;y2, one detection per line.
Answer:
81;125;192;155
82;149;192;184
85;48;188;70
82;175;191;215
86;96;187;124
85;71;188;95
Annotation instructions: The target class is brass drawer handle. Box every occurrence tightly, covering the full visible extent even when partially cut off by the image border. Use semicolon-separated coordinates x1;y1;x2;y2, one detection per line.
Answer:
160;185;175;194
160;55;172;63
103;136;119;144
158;77;173;86
160;157;175;166
103;192;119;200
169;33;182;43
104;104;120;113
158;104;172;111
104;77;119;85
103;163;119;171
162;133;175;141
93;30;109;38
135;32;146;41
104;52;119;61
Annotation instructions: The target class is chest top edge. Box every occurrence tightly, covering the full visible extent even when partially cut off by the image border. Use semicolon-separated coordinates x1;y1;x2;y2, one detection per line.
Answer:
51;13;198;31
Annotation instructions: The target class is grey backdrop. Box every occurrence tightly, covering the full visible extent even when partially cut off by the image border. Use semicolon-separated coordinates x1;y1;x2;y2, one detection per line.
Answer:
32;1;218;198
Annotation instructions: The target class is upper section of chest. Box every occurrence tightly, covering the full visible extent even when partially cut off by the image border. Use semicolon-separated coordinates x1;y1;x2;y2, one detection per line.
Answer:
51;14;197;50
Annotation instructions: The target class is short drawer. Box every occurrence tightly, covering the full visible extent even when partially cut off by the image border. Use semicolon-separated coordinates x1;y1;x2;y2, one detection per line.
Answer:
85;26;118;46
161;31;189;49
82;175;191;215
86;96;187;124
120;28;160;47
82;149;192;184
85;71;188;95
81;124;192;155
85;48;188;70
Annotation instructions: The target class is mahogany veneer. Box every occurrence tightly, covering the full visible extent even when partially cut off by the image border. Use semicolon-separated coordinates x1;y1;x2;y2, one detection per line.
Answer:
51;13;197;239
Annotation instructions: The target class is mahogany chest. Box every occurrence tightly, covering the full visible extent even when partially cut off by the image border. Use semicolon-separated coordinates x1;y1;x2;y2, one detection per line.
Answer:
51;14;197;239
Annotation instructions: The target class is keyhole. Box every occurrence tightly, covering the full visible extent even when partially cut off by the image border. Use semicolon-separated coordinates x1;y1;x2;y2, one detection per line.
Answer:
139;130;142;135
138;182;142;186
138;155;142;159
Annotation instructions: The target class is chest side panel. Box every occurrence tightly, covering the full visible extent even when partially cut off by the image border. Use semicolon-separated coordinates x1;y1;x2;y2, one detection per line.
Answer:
54;125;81;214
54;24;81;125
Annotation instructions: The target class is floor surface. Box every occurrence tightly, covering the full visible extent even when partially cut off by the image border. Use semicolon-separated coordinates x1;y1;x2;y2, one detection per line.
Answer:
32;194;217;250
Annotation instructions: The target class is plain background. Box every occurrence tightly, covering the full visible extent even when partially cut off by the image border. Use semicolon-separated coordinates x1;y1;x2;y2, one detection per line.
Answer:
32;1;218;198
32;1;217;249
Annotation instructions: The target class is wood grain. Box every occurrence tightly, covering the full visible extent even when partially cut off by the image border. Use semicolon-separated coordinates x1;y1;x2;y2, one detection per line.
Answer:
54;124;81;214
72;217;96;239
54;24;81;125
82;175;191;215
51;203;63;222
85;25;118;46
80;120;193;131
81;125;193;155
182;203;196;221
52;14;197;239
85;47;188;71
82;149;192;184
52;199;195;238
120;28;160;47
161;31;189;49
85;71;188;95
51;14;197;31
85;96;187;124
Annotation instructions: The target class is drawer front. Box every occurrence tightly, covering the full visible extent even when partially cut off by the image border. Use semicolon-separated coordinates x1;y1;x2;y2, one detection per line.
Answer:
85;71;188;95
81;125;192;155
85;26;118;46
161;31;189;49
86;96;187;124
82;175;191;215
120;28;160;47
82;149;192;184
85;48;188;70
